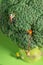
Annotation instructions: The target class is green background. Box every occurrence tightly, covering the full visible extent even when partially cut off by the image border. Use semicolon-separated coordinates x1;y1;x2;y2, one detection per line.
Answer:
0;30;43;65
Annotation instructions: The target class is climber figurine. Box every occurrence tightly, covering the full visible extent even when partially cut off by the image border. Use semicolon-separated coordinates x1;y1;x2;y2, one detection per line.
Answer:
9;13;16;23
27;29;33;35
